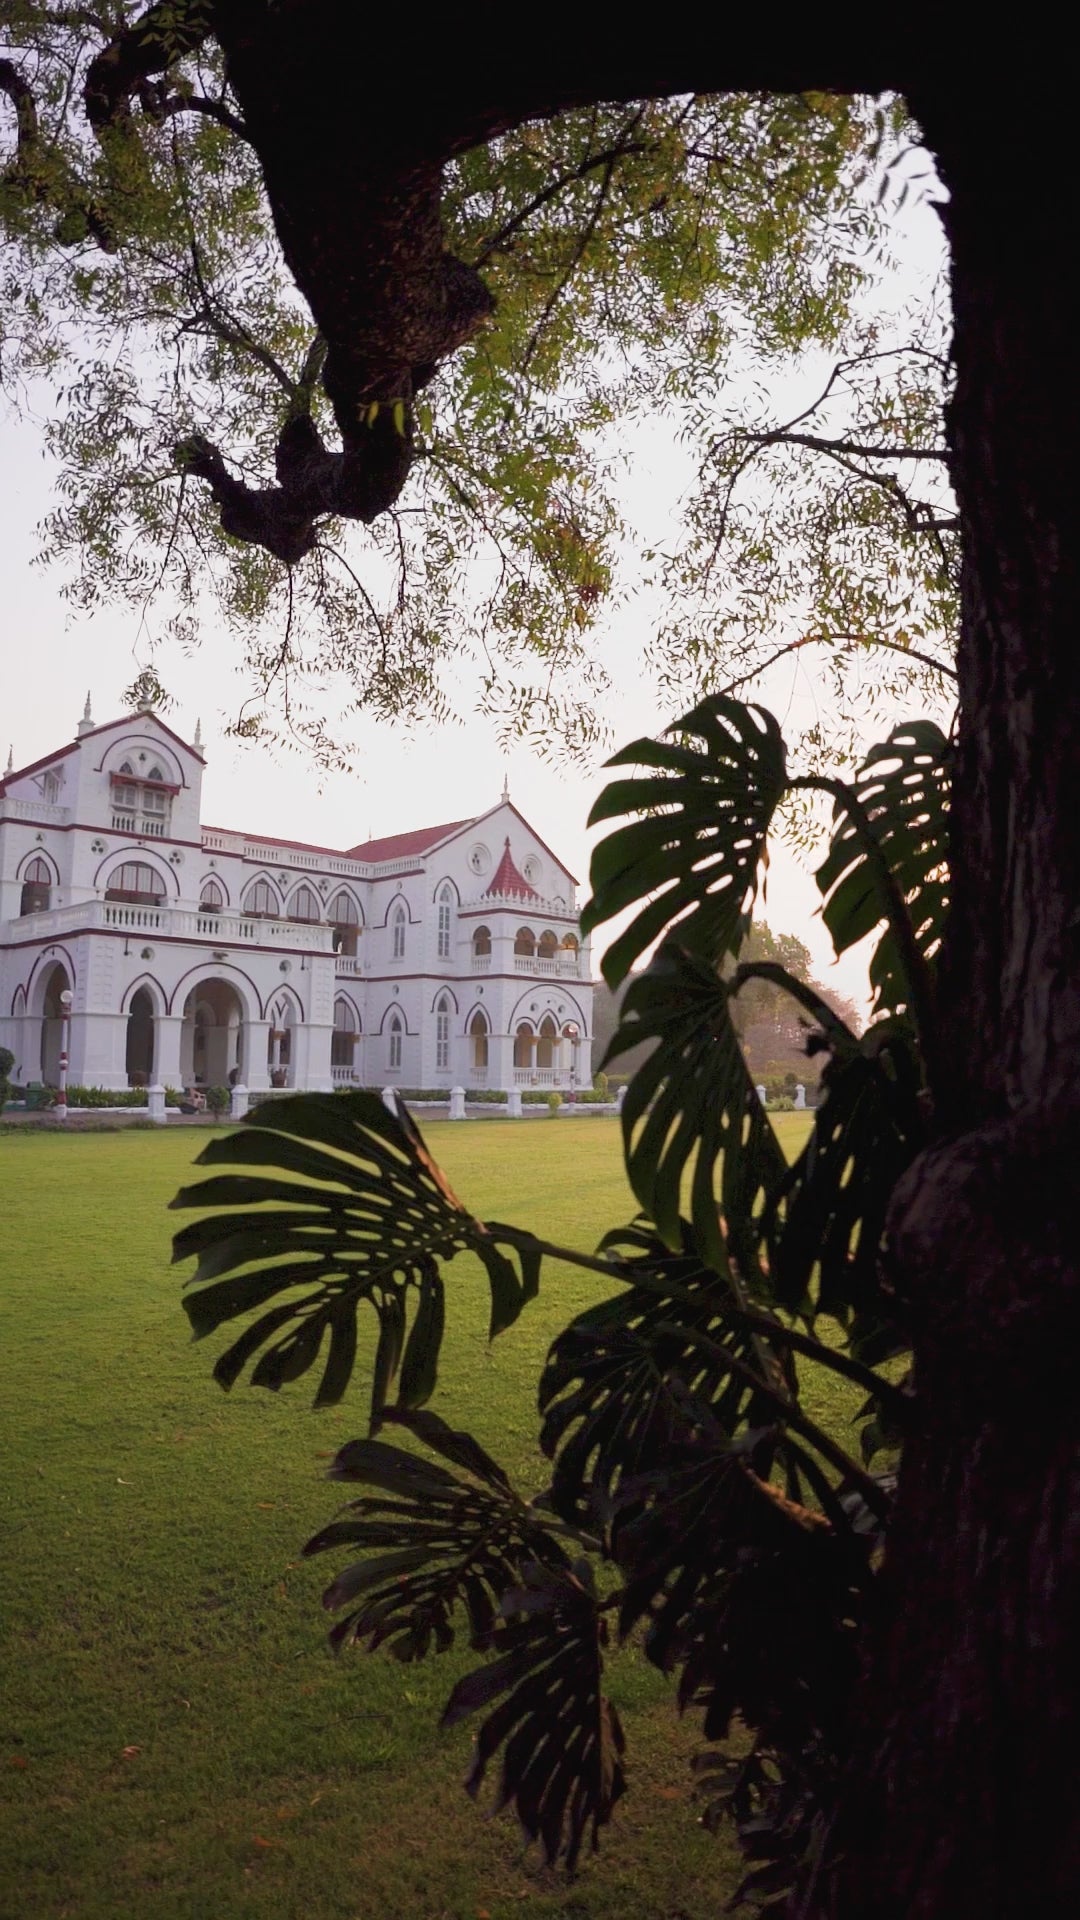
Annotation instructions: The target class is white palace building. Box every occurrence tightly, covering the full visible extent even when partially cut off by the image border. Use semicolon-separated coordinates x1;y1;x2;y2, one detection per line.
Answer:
0;699;593;1098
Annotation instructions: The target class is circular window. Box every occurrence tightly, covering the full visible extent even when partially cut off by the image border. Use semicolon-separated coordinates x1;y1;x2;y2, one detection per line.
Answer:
523;856;542;888
468;843;491;877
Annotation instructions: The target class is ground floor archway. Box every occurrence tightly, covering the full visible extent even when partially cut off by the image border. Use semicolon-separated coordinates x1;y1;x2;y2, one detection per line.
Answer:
38;962;72;1085
125;986;155;1085
180;978;245;1089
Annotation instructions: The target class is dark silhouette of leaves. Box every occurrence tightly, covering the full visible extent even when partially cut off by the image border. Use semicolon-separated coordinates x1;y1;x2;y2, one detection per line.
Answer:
171;1091;543;1417
442;1561;626;1871
603;943;788;1267
582;695;787;987
304;1410;572;1658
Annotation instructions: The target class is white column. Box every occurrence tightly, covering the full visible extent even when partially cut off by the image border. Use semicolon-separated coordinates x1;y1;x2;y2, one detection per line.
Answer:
245;1018;272;1090
154;1014;185;1092
291;1019;333;1092
74;1011;128;1090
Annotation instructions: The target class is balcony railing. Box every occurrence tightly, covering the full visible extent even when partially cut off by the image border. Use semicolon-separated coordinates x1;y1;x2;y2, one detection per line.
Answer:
6;898;336;952
514;1067;560;1086
111;812;168;837
471;954;492;972
0;796;72;826
331;1064;362;1085
513;953;581;976
335;955;363;975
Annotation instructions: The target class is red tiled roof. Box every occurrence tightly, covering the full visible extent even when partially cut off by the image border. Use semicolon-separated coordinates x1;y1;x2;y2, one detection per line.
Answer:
485;837;539;899
345;820;471;863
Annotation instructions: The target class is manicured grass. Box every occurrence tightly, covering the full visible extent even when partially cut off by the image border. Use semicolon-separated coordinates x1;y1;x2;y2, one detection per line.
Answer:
0;1116;816;1920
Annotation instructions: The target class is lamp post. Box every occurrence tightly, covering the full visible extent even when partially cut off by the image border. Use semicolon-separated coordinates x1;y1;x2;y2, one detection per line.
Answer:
56;988;73;1121
565;1021;580;1100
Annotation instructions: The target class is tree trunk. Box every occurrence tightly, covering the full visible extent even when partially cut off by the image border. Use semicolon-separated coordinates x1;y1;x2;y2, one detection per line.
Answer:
820;90;1080;1919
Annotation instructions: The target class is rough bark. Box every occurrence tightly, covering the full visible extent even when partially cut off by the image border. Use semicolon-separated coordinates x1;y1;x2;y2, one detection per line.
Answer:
817;89;1080;1919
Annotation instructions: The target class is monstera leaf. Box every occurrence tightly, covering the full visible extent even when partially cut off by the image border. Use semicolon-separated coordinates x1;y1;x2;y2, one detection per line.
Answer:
539;1222;791;1527
304;1410;573;1658
762;1019;925;1341
442;1561;626;1871
172;1092;543;1418
814;719;950;1025
603;944;789;1268
582;695;788;987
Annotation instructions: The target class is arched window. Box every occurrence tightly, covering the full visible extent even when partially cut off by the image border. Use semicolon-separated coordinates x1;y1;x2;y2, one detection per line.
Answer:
112;768;138;811
514;1022;534;1070
472;925;491;959
435;993;451;1072
242;879;279;919
288;884;320;923
537;1015;558;1071
329;891;361;956
538;930;558;959
142;766;168;817
105;862;165;905
437;885;454;960
561;933;579;952
392;905;406;960
469;1009;489;1071
20;857;52;916
199;878;224;913
331;997;359;1069
514;927;536;958
388;1013;403;1072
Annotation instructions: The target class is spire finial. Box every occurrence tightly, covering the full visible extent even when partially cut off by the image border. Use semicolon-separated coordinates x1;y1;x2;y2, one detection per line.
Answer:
76;691;94;737
5;744;13;776
501;769;510;803
193;716;203;752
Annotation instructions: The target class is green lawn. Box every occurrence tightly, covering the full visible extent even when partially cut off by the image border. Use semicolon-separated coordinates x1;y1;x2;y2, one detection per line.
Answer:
0;1116;815;1920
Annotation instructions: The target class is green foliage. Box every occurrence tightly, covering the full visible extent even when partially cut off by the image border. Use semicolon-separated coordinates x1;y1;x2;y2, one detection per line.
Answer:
546;1091;563;1114
203;1084;231;1115
174;693;945;1897
0;17;935;753
52;1083;163;1108
0;1045;13;1112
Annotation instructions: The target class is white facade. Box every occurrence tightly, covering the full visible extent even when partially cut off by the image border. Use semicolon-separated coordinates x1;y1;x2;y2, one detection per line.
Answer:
0;702;592;1097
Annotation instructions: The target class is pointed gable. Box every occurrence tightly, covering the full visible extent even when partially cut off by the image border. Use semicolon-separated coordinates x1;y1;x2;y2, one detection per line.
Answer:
486;837;539;900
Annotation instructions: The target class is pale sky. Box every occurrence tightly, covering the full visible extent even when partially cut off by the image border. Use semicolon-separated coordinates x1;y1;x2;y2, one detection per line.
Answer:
0;170;950;1017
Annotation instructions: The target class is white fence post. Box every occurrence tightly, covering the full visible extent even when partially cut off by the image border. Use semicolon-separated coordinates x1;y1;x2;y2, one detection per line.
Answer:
147;1083;167;1125
230;1083;249;1121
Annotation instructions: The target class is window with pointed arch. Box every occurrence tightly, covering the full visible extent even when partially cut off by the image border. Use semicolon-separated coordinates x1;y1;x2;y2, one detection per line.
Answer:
437;885;454;960
331;997;359;1069
469;1009;489;1072
514;1022;534;1070
20;857;52;916
472;925;491;960
199;877;224;914
288;884;320;924
105;861;165;905
388;1013;403;1072
329;891;361;956
142;766;168;817
243;878;279;919
435;994;451;1072
392;904;406;960
537;1015;558;1071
